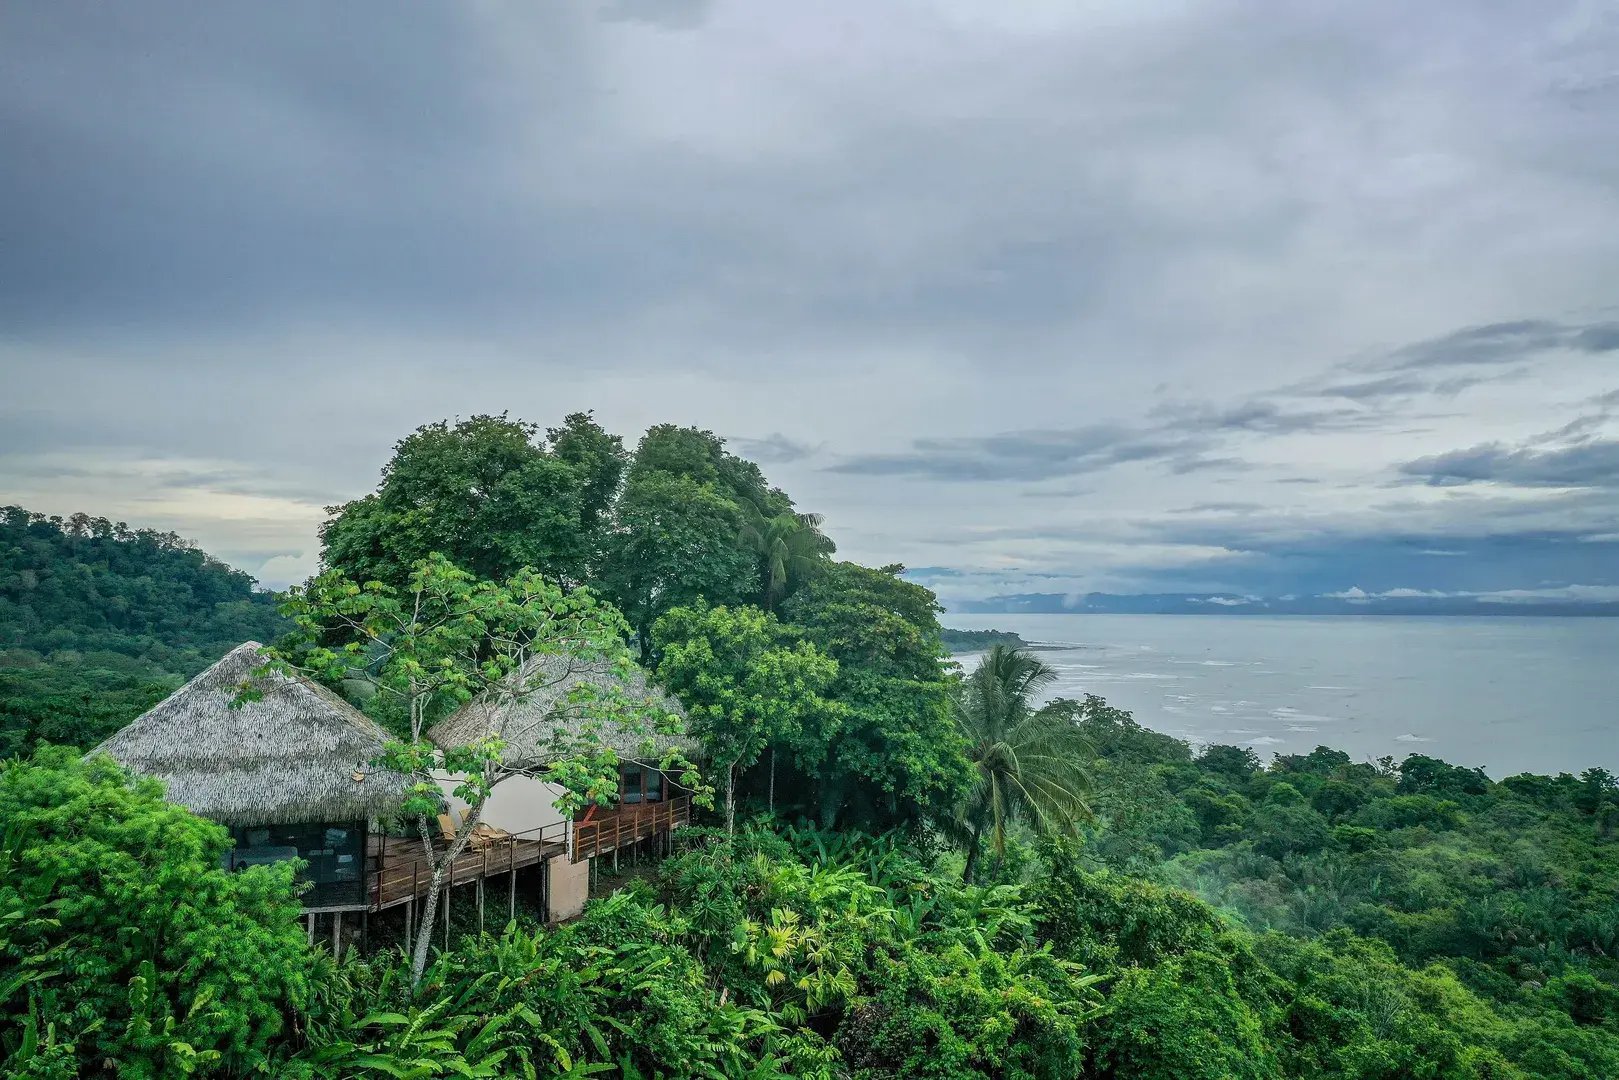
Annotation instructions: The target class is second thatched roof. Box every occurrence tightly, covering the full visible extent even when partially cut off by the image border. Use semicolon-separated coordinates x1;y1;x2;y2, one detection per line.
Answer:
92;641;413;826
425;653;696;771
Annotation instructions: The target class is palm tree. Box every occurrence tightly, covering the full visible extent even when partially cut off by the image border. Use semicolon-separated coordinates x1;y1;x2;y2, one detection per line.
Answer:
954;645;1092;881
739;502;835;611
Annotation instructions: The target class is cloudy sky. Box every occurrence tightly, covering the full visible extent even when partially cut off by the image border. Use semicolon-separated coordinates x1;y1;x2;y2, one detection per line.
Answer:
3;2;1618;607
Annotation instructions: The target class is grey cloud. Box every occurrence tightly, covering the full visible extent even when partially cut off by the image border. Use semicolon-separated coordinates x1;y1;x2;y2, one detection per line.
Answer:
1310;372;1490;401
831;393;1381;483
4;2;1619;600
1574;324;1619;353
601;0;714;30
1171;501;1266;514
827;424;1207;482
1168;456;1255;475
1401;439;1619;489
1152;398;1379;435
1381;319;1619;371
729;433;822;464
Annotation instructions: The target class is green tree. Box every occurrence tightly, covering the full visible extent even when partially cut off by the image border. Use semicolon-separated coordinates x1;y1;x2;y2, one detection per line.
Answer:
319;413;624;590
780;561;971;828
954;646;1092;881
276;554;696;990
740;503;835;611
1094;950;1281;1080
598;470;759;659
1;747;312;1077
653;603;837;832
627;424;785;514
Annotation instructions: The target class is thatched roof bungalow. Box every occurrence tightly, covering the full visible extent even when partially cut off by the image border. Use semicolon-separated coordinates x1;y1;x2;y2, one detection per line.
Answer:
425;655;698;845
94;640;411;827
93;641;412;911
425;653;696;771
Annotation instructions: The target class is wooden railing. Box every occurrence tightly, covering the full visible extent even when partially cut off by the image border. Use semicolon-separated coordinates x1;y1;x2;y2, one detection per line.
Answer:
572;795;691;862
366;818;571;911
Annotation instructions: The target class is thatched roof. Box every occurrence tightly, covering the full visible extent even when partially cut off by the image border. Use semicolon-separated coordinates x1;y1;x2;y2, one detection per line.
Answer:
425;654;697;771
92;641;412;826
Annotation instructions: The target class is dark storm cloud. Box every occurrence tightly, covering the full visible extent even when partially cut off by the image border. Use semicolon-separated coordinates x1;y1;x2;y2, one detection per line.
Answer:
3;2;1619;598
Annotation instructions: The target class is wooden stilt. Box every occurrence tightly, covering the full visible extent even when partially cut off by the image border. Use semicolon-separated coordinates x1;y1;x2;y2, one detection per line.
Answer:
361;908;369;953
509;860;517;922
477;878;485;935
443;884;450;951
307;912;315;945
332;912;342;957
406;897;414;941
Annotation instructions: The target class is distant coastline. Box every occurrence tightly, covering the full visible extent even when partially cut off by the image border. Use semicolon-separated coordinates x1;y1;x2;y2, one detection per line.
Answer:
951;591;1619;617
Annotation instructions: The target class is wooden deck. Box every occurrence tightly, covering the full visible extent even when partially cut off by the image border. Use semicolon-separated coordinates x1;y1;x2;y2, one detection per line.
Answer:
366;832;565;911
573;795;691;861
350;795;691;913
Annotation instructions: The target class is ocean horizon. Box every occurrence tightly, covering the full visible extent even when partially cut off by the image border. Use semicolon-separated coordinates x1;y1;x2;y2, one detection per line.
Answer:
943;612;1619;778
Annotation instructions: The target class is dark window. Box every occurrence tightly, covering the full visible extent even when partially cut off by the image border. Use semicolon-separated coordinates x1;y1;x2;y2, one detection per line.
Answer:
646;768;664;802
621;765;644;804
229;821;366;908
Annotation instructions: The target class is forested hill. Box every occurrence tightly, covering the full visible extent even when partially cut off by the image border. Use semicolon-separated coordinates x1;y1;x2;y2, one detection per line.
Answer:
0;505;286;755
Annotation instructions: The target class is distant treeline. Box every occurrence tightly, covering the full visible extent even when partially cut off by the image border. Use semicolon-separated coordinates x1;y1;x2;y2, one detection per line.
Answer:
0;505;287;755
939;627;1027;652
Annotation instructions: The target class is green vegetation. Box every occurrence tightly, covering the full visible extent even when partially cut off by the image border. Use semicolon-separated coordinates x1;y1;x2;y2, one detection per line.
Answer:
3;413;1616;1077
938;627;1027;652
0;506;286;756
953;645;1091;881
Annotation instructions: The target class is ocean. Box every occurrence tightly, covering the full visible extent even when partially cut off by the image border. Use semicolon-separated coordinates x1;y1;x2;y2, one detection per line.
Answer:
943;613;1619;778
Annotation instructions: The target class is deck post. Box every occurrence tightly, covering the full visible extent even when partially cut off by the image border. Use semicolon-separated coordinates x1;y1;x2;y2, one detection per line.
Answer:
477;878;485;935
508;836;517;922
443;884;450;950
307;912;315;945
361;907;369;952
332;912;342;957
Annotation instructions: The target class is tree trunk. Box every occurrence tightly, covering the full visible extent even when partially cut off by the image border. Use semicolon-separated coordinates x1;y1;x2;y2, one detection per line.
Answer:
962;820;984;884
724;763;737;835
818;776;843;829
408;802;486;993
410;868;445;990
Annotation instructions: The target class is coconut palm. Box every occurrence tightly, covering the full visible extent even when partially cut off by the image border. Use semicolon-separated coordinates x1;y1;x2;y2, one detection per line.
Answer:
739;502;836;611
954;645;1092;881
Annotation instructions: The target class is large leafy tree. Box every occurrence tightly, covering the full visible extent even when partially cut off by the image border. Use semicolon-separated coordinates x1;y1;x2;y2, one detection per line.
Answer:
598;432;764;657
274;554;697;990
1;747;313;1077
319;413;625;591
954;645;1092;881
653;603;837;833
627;424;785;514
780;561;971;828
